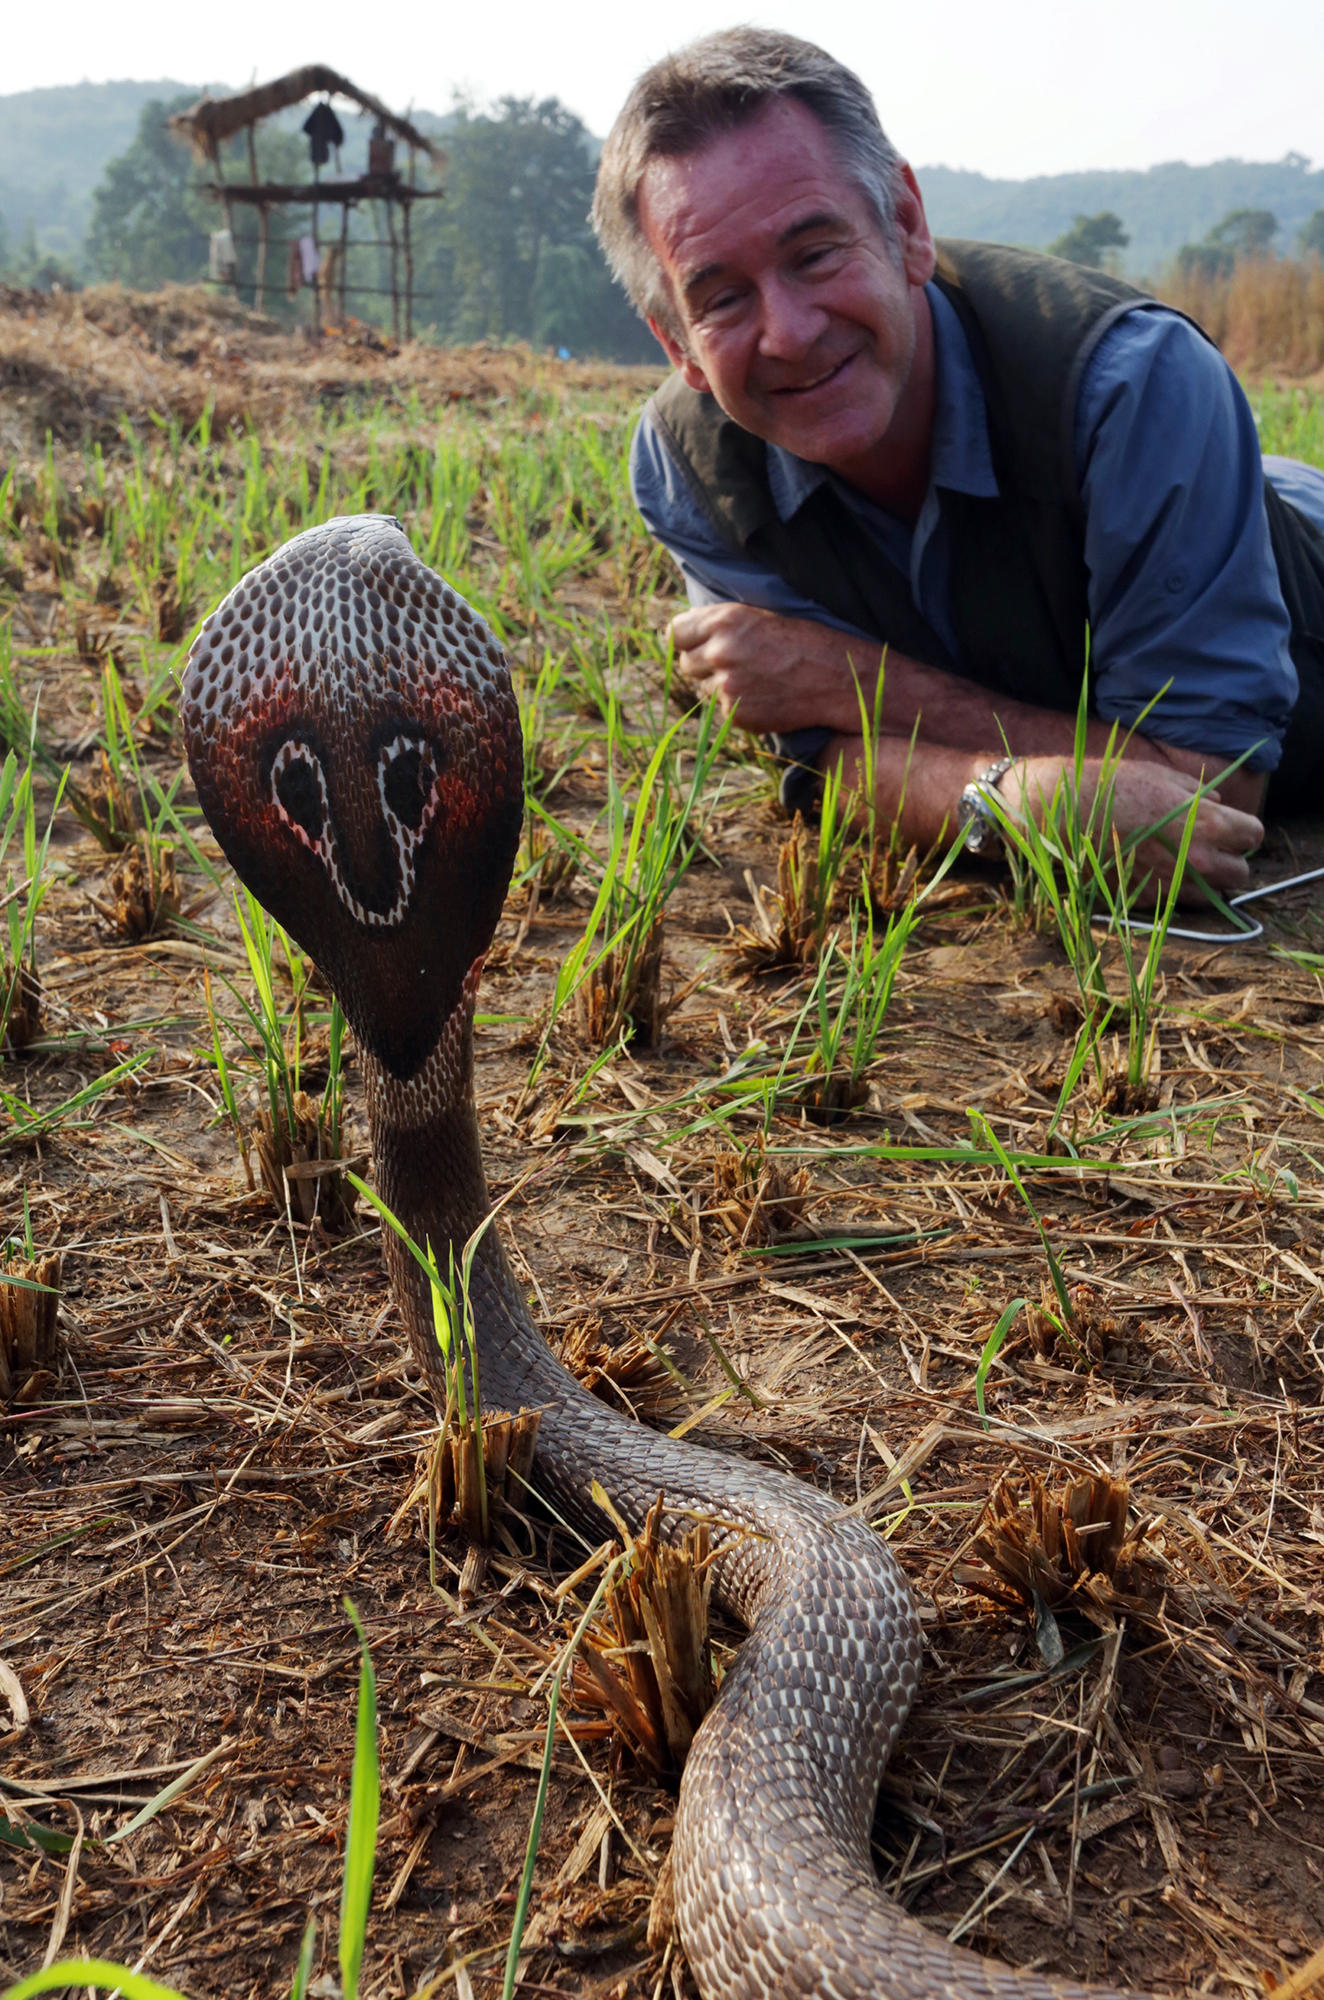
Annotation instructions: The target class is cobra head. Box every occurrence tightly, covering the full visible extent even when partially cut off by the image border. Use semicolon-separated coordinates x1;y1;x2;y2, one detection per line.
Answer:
182;515;524;1080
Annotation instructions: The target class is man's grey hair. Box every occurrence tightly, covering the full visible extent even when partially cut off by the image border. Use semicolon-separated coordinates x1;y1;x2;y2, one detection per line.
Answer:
591;28;906;339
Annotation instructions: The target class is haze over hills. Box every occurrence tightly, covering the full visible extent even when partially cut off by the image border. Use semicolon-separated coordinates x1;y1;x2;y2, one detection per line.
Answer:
2;78;1322;277
919;157;1324;276
0;81;204;264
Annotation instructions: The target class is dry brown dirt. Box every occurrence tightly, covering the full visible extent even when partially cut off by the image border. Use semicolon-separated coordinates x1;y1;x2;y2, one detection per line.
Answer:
0;284;650;460
3;288;1324;2000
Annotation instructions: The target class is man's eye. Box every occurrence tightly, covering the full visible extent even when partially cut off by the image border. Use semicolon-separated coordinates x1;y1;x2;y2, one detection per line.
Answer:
697;287;744;318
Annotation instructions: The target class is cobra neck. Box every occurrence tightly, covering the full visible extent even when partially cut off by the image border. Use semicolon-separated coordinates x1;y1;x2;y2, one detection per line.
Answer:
360;992;537;1407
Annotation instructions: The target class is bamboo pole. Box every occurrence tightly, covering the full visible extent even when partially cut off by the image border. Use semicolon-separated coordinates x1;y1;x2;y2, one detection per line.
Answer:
402;195;413;342
254;206;269;314
383;197;400;341
311;159;322;333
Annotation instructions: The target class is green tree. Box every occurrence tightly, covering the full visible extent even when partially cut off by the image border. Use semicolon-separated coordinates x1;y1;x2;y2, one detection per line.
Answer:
1298;209;1324;259
6;218;80;290
529;242;594;350
1047;210;1129;268
1207;206;1278;256
413;95;657;361
86;97;309;309
1174;240;1232;281
526;239;656;358
86;95;204;285
435;96;603;341
1175;205;1280;283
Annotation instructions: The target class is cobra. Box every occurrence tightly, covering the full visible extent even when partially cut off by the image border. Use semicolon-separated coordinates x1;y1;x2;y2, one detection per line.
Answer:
182;514;1138;2000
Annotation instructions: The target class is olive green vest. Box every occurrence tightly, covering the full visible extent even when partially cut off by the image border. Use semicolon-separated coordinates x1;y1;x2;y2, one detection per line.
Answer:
645;238;1324;808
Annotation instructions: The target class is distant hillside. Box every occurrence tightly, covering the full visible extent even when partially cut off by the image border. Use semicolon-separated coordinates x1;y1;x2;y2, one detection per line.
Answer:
2;78;1322;276
0;79;208;262
911;155;1324;276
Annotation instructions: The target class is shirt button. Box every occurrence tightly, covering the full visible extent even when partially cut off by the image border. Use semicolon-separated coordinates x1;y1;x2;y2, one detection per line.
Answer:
1165;571;1187;595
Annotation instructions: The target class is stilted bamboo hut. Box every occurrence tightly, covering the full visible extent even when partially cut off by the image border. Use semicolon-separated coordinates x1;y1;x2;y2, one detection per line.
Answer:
169;65;445;338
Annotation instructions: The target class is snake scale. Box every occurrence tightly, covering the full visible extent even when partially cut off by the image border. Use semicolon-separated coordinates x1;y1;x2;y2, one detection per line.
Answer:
182;514;1140;2000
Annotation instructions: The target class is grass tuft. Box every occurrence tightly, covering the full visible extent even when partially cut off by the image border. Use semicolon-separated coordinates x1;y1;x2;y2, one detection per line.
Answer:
960;1468;1165;1629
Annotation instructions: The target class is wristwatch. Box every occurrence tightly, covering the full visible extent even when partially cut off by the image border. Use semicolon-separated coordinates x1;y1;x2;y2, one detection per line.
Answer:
958;757;1015;857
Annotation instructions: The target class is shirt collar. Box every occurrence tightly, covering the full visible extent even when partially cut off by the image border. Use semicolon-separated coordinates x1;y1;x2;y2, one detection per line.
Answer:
765;281;1000;523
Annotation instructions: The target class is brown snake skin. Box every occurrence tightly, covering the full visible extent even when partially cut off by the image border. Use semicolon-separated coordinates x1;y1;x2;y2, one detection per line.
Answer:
182;515;1139;2000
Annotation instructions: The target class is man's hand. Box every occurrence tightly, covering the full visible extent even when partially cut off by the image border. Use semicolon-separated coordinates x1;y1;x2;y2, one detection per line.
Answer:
669;603;879;735
1004;754;1264;900
668;601;1268;900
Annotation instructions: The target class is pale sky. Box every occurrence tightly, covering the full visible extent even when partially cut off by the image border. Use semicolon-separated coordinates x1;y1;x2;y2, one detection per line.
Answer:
6;0;1322;180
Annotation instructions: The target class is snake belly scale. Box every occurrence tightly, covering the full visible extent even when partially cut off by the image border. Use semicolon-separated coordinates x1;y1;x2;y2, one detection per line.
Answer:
182;513;1140;2000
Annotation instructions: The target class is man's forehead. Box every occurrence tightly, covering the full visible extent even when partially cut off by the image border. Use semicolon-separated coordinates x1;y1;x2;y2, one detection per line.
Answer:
637;101;863;282
640;97;840;205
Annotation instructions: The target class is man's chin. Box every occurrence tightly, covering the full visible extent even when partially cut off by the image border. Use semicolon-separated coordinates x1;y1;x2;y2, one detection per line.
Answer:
762;406;890;473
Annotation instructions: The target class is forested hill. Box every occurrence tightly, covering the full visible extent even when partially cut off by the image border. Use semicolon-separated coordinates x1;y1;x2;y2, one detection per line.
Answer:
920;155;1324;276
2;76;1322;280
0;81;204;265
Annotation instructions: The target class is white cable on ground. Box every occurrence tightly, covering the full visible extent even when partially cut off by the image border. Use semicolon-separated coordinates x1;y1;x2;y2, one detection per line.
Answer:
1116;864;1324;944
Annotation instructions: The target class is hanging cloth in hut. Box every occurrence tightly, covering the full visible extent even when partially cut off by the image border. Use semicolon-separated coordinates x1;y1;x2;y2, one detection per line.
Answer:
209;229;237;283
303;99;344;170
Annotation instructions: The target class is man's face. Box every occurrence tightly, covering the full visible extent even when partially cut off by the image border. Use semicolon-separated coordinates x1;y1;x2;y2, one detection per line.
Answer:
638;97;937;487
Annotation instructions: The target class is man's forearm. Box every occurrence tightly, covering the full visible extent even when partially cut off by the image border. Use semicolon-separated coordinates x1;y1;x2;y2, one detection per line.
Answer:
669;601;1268;818
860;664;1267;816
849;647;1266;813
821;727;1266;901
787;629;1265;821
821;732;982;849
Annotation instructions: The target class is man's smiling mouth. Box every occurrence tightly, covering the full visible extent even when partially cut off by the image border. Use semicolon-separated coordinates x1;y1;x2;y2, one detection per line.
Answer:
771;353;855;397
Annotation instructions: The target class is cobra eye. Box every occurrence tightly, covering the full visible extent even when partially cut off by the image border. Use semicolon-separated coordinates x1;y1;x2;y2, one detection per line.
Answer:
382;741;433;832
275;755;325;841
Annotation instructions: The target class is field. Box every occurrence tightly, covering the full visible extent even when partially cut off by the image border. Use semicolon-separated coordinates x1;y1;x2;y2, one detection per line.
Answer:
3;283;1324;2000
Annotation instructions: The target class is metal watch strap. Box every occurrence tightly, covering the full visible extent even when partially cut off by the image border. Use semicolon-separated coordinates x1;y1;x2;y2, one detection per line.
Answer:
958;756;1014;856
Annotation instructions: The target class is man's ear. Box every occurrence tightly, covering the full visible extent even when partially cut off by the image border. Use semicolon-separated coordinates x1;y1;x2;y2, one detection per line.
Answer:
892;164;937;289
647;316;712;393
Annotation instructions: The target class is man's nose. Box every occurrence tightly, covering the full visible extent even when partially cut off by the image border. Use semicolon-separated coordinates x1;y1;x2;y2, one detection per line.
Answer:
755;276;824;359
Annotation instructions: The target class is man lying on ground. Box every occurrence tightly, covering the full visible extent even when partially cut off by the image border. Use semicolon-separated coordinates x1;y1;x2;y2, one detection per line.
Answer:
591;28;1324;897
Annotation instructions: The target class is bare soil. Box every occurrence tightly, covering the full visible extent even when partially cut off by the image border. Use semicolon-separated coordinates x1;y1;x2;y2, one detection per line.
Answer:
0;283;652;458
3;288;1324;2000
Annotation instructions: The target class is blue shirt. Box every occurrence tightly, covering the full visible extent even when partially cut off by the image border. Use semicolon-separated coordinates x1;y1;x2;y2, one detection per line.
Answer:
631;284;1324;776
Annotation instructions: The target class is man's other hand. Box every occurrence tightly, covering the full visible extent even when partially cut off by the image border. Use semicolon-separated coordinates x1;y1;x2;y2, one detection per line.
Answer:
1005;755;1265;901
669;603;879;735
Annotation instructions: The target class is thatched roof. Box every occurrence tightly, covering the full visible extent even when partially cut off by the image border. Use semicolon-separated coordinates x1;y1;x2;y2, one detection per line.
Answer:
168;65;443;164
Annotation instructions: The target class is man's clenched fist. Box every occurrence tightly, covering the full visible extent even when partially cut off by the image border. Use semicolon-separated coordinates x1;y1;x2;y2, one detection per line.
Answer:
669;603;882;735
